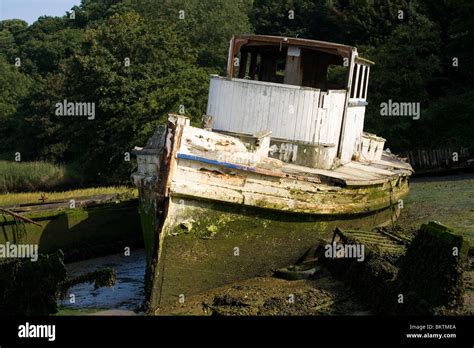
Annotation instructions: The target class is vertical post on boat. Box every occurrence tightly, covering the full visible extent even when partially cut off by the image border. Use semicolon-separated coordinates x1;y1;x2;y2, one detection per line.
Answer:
226;35;235;79
336;47;357;161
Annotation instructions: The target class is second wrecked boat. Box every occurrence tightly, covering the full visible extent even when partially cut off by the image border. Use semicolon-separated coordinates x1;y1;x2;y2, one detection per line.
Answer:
132;35;413;311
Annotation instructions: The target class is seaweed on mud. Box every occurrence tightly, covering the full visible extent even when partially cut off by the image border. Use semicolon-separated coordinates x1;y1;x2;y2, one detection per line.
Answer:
202;295;257;316
57;268;117;299
202;287;356;316
395;222;469;315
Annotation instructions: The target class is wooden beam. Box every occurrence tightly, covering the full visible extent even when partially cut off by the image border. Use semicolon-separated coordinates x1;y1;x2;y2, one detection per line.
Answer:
363;67;370;99
226;36;235;79
249;51;257;80
238;50;248;78
358;65;366;99
284;46;302;85
337;48;357;159
0;208;41;226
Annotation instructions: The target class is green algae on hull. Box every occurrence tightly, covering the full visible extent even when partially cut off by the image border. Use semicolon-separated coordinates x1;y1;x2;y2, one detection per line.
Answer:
142;196;402;311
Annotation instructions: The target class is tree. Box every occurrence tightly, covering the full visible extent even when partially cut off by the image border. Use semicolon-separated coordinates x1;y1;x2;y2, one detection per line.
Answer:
135;0;253;72
0;56;30;119
49;10;209;182
0;56;31;153
252;0;341;41
363;11;441;150
0;19;28;60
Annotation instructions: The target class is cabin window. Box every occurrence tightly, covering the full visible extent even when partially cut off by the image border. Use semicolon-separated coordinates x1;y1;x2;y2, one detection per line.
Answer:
275;57;286;80
350;65;358;98
356;65;364;98
233;44;345;91
326;65;348;90
235;47;287;83
350;63;370;100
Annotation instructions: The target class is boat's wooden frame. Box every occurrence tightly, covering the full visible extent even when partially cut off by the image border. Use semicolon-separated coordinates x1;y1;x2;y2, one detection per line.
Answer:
132;35;413;311
132;115;411;310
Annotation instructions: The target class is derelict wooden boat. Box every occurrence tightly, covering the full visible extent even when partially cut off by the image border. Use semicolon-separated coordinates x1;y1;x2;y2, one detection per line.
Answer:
0;196;141;259
131;35;412;311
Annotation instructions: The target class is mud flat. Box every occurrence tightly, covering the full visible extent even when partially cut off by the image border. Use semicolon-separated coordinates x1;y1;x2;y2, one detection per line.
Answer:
398;173;474;243
155;273;370;316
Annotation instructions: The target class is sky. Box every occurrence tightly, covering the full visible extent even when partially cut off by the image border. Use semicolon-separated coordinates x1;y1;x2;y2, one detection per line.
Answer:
0;0;81;25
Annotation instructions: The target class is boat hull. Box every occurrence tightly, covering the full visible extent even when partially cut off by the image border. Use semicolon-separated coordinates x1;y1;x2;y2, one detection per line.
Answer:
141;194;403;311
132;115;412;312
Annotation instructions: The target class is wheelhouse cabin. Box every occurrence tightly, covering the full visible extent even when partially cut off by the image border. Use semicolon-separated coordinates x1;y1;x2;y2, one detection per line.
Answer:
207;35;380;170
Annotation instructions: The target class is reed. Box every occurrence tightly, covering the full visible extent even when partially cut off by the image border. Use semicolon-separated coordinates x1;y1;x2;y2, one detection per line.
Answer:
0;161;72;193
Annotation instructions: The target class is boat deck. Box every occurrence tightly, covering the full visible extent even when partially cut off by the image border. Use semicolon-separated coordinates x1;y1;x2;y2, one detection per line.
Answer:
283;154;412;186
177;125;413;188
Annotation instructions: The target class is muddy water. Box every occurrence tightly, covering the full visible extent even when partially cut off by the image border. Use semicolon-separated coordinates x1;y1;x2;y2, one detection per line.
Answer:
58;173;474;315
59;249;146;313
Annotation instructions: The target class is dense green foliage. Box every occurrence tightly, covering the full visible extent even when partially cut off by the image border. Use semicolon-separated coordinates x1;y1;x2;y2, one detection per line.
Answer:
0;0;472;185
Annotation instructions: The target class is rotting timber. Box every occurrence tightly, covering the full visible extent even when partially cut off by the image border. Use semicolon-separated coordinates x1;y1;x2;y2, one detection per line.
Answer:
132;35;413;312
321;222;470;315
0;195;142;261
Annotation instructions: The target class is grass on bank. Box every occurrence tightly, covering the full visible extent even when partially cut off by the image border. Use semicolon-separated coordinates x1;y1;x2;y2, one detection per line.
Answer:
0;186;138;207
0;160;72;193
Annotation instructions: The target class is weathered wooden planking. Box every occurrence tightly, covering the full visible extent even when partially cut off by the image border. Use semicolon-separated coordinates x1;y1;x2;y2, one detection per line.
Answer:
375;158;413;171
339;104;366;163
360;161;410;173
345;161;397;176
284;163;393;186
207;76;346;148
334;166;385;181
170;176;407;215
178;125;410;187
171;157;409;215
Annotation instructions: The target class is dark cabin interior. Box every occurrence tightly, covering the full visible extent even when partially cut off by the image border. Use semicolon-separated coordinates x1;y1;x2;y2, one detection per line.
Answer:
235;45;346;91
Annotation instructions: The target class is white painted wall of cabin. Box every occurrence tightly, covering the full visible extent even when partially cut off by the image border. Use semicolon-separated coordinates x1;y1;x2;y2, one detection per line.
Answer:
340;104;366;163
207;76;346;151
